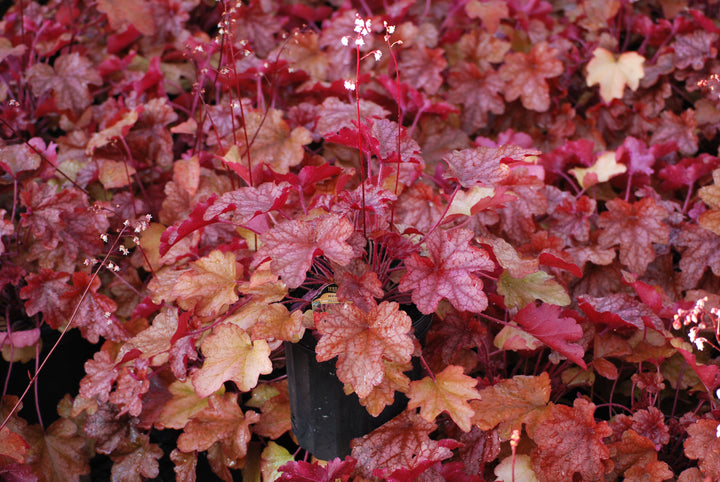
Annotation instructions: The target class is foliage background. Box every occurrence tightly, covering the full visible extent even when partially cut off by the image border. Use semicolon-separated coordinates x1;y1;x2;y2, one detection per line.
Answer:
2;0;720;480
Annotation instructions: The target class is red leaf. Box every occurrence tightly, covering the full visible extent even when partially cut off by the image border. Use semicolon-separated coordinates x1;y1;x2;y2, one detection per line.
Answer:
159;194;218;256
443;145;539;188
597;197;670;276
616;136;655;176
658;154;719;190
26;53;102;112
579;293;662;331
513;304;586;369
277;457;357;482
399;228;494;314
20;269;72;329
253;213;354;288
61;271;128;343
351;411;454;478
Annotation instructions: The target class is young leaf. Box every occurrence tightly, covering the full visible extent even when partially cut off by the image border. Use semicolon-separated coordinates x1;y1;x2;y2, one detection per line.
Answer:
315;301;414;398
407;365;481;432
586;48;645;102
191;323;273;398
399;228;494;314
512;304;586;369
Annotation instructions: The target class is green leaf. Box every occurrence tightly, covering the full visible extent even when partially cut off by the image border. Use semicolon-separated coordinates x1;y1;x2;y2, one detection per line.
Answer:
497;270;570;309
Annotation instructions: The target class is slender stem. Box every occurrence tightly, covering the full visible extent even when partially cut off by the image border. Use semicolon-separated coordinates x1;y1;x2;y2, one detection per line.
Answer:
0;227;129;432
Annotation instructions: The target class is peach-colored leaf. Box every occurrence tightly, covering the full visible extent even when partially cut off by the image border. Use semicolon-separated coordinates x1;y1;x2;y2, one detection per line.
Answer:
471;373;551;437
172;250;239;317
408;365;481;432
570;151;627;189
96;0;155;35
586;48;645;102
177;392;260;457
157;379;213;430
315;301;414;398
191;323;273;398
684;418;720;479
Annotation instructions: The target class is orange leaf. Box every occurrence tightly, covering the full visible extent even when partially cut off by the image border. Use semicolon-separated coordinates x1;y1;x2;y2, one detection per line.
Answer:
408;365;481;432
354;360;412;417
471;372;551;437
315;301;415;398
586;47;645;102
157;379;213;430
191;323;273;398
0;425;29;463
177;392;259;457
684;418;720;479
530;399;613;482
96;0;155;35
235;109;311;174
25;418;90;481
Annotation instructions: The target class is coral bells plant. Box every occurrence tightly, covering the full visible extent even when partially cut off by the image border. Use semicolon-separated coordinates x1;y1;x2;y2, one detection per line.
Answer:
4;0;720;481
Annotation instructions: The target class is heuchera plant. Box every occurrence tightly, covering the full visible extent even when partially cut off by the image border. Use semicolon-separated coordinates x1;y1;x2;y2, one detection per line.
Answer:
3;0;720;480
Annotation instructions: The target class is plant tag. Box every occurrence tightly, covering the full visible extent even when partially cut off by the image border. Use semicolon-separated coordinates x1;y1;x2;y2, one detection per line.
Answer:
311;284;346;312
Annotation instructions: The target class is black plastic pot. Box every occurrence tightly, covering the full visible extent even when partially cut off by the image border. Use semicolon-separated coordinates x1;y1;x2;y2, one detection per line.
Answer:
284;306;432;460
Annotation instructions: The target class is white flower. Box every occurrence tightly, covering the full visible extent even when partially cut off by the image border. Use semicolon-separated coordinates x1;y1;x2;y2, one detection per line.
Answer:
344;80;356;91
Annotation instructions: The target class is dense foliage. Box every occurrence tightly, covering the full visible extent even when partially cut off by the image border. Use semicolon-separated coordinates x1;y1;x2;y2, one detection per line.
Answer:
2;0;720;480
